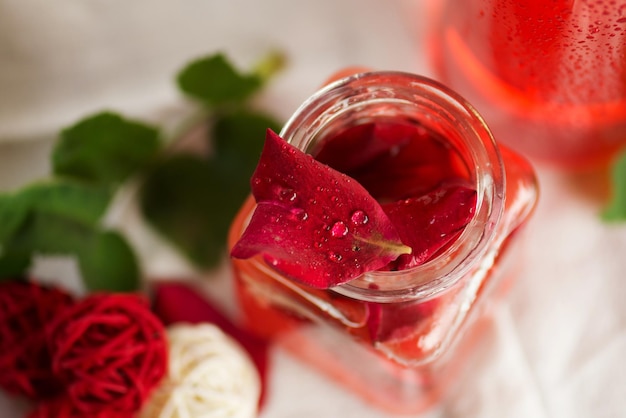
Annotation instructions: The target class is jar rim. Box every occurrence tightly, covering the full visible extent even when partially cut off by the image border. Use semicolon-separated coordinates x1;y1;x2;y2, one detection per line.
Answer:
277;71;505;303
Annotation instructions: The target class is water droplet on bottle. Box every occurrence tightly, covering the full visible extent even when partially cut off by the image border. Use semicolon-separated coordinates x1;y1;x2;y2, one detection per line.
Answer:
350;210;369;225
328;252;343;263
330;221;348;238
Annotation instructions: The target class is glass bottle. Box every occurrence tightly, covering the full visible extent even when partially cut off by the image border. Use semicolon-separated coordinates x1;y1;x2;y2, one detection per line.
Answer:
430;0;626;167
228;72;538;414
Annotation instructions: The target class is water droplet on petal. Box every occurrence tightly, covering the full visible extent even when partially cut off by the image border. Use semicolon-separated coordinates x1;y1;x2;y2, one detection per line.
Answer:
328;252;343;263
350;210;369;225
291;208;308;221
277;187;297;202
330;221;349;238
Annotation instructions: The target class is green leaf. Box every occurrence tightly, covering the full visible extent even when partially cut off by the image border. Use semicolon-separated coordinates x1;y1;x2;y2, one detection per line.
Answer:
2;211;139;290
212;110;283;216
177;54;262;106
0;180;111;246
0;179;119;282
140;110;282;270
8;211;95;255
53;112;161;189
78;230;140;292
140;154;234;268
214;110;282;171
602;150;626;221
21;180;111;226
0;253;31;280
0;194;29;244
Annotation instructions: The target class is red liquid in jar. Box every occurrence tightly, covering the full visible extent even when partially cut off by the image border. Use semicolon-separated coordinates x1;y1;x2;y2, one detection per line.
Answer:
312;121;473;356
431;0;626;166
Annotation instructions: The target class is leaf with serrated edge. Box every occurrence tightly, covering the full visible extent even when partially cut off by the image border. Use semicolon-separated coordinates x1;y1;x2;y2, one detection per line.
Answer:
177;54;262;106
140;154;230;268
0;253;31;279
214;110;282;171
140;111;282;269
0;210;139;290
53;112;160;188
0;180;111;255
0;195;28;245
78;230;140;292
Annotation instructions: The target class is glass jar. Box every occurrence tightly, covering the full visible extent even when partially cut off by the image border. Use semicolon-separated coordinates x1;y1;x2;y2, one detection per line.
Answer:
430;0;626;167
228;72;538;414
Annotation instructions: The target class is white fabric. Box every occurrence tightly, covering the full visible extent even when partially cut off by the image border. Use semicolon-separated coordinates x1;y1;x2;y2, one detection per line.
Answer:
1;1;626;417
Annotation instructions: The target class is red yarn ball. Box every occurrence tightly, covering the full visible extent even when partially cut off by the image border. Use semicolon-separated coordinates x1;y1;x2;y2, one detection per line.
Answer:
0;280;75;400
48;293;167;415
28;397;133;418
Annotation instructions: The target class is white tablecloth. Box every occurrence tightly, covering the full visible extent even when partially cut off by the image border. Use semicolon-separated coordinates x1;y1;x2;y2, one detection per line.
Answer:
1;1;625;417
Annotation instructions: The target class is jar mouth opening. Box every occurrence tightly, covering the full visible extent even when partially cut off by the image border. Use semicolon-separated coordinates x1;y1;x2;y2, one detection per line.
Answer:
246;71;505;303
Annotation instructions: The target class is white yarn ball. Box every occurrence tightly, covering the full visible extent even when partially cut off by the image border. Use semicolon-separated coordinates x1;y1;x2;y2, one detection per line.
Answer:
140;323;261;418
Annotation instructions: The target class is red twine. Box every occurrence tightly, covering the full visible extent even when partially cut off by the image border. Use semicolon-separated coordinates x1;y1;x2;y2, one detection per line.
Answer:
0;280;74;400
48;293;168;416
27;397;133;418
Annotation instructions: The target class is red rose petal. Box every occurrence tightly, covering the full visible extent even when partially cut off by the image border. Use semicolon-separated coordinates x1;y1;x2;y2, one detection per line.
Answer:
312;122;414;173
382;184;477;270
354;164;453;203
231;129;411;289
350;126;468;201
151;282;270;409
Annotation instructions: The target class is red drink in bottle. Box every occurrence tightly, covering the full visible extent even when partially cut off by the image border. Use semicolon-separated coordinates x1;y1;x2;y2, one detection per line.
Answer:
431;0;626;166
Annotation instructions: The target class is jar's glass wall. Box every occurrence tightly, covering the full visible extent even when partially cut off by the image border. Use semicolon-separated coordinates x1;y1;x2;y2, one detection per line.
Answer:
228;72;538;414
